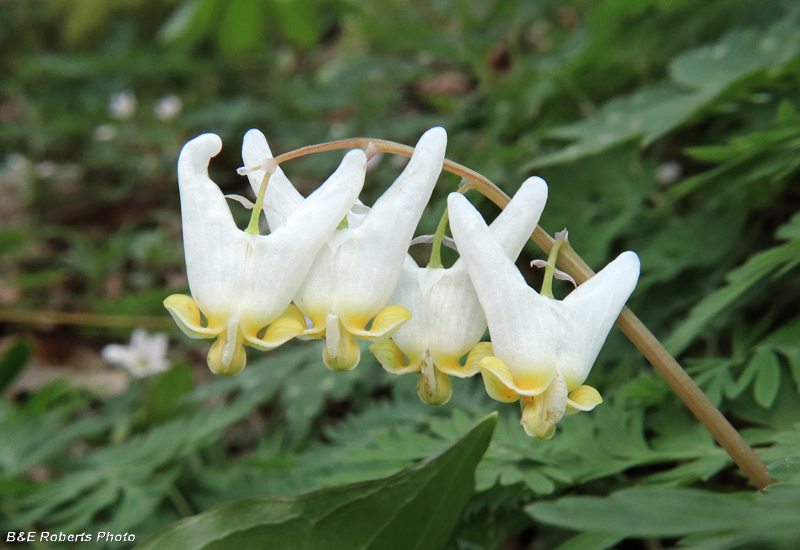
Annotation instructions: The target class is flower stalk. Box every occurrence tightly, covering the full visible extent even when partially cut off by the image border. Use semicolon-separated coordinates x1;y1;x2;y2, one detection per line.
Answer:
427;207;449;269
274;136;774;490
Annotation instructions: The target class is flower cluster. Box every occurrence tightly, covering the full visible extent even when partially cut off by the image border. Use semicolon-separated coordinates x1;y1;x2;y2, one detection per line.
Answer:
165;127;639;438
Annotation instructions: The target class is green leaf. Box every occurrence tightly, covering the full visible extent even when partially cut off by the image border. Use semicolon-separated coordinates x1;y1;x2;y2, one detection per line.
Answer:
528;488;761;537
530;19;800;168
665;239;800;355
751;349;781;408
274;0;320;48
0;339;30;394
218;0;265;56
135;413;498;550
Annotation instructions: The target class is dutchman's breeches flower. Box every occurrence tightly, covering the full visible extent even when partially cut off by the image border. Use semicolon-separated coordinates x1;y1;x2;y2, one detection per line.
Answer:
240;127;447;372
164;133;366;376
448;192;640;439
371;177;549;405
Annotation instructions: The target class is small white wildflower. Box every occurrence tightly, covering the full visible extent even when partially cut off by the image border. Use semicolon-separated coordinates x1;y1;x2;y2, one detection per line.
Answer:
94;124;117;142
656;161;682;185
35;161;58;178
5;153;30;175
154;95;182;121
102;328;171;378
109;91;137;120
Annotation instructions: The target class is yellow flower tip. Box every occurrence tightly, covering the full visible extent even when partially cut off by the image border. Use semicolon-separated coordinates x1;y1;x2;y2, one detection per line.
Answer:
520;375;568;439
206;329;247;376
478;356;520;403
514;371;555;396
417;354;452;406
565;385;603;416
163;294;221;339
296;312;326;340
369;339;418;375
323;313;361;372
434;354;468;378
458;341;494;378
521;396;558;439
245;304;308;351
346;305;412;342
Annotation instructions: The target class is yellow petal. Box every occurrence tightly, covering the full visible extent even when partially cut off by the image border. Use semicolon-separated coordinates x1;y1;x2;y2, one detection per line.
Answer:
439;341;493;378
207;324;246;376
479;356;520;403
164;294;222;339
344;305;411;342
323;313;361;372
369;339;418;375
297;312;326;340
565;385;603;415
417;358;452;406
244;304;307;351
520;375;568;439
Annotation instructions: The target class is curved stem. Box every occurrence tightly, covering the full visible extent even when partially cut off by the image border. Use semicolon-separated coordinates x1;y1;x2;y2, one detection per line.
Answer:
427;207;449;269
0;308;177;329
276;137;774;490
245;170;272;235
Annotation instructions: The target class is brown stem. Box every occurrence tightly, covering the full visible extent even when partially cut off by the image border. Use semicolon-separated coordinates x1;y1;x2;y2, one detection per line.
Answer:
0;309;176;329
276;137;774;490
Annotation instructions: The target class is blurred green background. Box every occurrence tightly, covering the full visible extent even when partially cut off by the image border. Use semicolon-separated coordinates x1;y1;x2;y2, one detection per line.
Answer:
1;0;800;548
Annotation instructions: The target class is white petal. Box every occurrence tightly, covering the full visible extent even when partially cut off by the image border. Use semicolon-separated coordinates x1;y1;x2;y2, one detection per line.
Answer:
177;134;249;326
425;262;487;366
489;176;548;256
397;178;548;370
448;193;559;394
241;129;304;230
143;332;169;364
557;251;640;389
101;343;133;368
387;255;430;364
329;127;446;322
239;149;367;330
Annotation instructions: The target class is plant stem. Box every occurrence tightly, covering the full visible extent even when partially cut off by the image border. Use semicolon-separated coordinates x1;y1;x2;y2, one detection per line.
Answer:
168;484;194;518
245;170;272;235
0;308;176;329
540;233;566;299
275;137;774;490
427;207;449;269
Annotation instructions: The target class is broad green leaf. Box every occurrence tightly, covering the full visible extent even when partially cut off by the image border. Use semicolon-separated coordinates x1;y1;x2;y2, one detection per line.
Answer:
135;413;498;550
768;457;800;484
527;487;784;537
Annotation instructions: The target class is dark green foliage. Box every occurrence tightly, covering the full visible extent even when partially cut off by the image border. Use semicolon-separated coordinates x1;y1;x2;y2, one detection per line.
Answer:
135;413;496;550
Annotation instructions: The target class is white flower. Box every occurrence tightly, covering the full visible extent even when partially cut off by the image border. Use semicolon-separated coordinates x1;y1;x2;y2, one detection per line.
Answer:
93;125;117;142
240;127;447;371
164;133;366;375
102;329;170;378
154;95;182;121
370;177;549;405
109;91;136;120
35;161;58;178
448;192;640;439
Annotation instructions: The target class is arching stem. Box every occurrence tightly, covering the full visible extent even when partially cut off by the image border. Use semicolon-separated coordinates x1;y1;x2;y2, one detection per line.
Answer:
274;137;773;490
